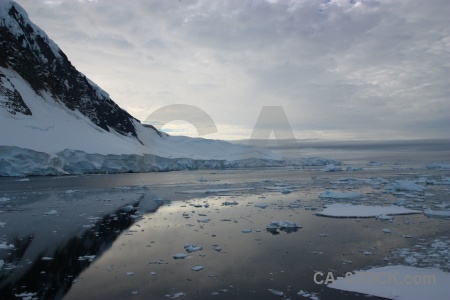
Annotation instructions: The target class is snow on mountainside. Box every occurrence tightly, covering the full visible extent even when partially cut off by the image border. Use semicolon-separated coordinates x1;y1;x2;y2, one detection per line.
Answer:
0;1;338;176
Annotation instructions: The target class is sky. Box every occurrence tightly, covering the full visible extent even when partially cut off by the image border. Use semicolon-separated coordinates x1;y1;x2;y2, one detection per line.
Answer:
14;0;450;141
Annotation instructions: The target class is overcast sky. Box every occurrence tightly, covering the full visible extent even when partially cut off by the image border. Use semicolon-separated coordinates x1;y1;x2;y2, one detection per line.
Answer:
15;0;450;140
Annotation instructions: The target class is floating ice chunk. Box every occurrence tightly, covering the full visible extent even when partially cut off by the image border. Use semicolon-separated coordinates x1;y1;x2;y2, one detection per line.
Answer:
317;203;421;218
328;265;450;300
0;197;10;202
126;272;134;276
266;221;301;234
424;209;450;218
121;205;134;212
198;176;207;182
184;244;203;253
180;188;254;194
426;163;450;170
346;166;363;171
0;222;6;227
64;189;78;194
131;290;139;295
319;233;329;237
151;272;157;275
241;228;252;233
268;289;284;296
197;218;210;223
0;259;3;270
389;180;425;192
382;228;392;234
15;178;30;182
41;257;53;260
44;210;58;215
254;203;268;209
213;246;222;252
322;164;342;172
222;200;238;206
14;292;37;298
172;253;189;259
319;190;362;199
377;215;393;221
363;251;374;255
165;292;186;298
298;290;320;300
191;265;204;271
0;242;14;249
367;161;382;166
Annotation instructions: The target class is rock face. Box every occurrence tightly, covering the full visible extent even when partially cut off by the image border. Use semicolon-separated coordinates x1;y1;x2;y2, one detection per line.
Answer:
0;1;143;137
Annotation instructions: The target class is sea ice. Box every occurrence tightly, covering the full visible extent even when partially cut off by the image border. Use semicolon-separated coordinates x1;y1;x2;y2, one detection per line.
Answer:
254;203;268;209
317;203;421;218
322;164;342;172
184;244;203;253
241;228;252;233
0;197;10;202
424;209;450;218
266;221;301;234
388;180;425;192
191;265;204;271
319;190;362;199
268;289;284;296
0;242;14;249
367;161;382;166
328;265;450;300
165;292;186;298
172;253;189;259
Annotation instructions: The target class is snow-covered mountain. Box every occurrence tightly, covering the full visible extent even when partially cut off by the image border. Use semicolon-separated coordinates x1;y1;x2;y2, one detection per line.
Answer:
0;1;338;176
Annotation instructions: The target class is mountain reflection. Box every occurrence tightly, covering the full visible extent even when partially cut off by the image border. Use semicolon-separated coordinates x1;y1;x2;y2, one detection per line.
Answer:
0;199;163;300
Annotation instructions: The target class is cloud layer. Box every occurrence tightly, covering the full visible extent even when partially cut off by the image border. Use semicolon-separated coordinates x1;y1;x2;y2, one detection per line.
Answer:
16;0;450;140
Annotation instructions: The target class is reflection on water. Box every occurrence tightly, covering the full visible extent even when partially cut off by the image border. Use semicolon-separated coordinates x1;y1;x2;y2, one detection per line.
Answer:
1;204;137;299
0;164;449;299
63;192;447;300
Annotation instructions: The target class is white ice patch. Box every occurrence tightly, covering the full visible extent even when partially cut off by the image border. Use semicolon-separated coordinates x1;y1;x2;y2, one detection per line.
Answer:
317;203;421;218
165;292;186;298
328;265;450;300
0;242;14;249
319;190;362;199
388;180;425;192
241;228;252;233
322;164;342;172
268;289;284;296
184;244;203;253
0;197;10;202
191;265;204;271
172;253;189;259
424;209;450;218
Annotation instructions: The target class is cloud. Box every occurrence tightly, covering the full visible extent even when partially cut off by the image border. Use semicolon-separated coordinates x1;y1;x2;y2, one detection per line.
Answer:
15;0;450;140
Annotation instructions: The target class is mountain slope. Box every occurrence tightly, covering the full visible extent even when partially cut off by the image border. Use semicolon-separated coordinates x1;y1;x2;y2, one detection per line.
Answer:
0;1;140;137
0;1;339;176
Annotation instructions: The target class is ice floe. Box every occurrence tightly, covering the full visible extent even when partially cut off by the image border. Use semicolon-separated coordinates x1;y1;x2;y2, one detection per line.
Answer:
322;164;342;172
191;265;204;271
266;221;301;234
172;253;189;259
424;209;450;218
0;242;14;250
297;290;320;300
328;265;450;300
267;288;284;296
318;190;362;199
388;180;426;192
316;203;421;218
165;292;186;298
184;244;202;253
